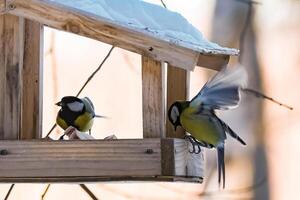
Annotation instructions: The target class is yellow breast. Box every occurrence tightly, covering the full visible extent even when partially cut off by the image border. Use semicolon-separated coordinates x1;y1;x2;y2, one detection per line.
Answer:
180;107;223;146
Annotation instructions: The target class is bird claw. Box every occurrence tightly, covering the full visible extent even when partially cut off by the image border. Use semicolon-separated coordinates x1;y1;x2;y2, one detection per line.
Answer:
184;135;202;154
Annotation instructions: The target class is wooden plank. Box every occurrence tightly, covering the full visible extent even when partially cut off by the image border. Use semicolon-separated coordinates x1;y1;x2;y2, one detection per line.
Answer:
161;139;203;178
166;65;188;138
5;0;236;71
142;56;165;138
0;14;24;140
173;139;204;177
0;139;162;179
197;53;229;71
0;139;203;183
21;19;43;139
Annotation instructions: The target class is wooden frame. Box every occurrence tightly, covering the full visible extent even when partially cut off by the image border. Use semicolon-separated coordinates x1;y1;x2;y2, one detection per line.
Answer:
0;139;203;183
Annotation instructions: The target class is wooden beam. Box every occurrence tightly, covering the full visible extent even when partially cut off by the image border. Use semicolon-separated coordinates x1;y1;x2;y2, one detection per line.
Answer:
21;19;43;139
166;65;188;138
4;0;236;71
0;139;203;183
0;14;24;140
142;57;165;138
0;15;42;140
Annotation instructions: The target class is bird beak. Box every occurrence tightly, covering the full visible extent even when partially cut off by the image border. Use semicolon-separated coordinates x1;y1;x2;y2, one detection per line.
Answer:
55;101;62;106
95;115;108;119
174;125;177;132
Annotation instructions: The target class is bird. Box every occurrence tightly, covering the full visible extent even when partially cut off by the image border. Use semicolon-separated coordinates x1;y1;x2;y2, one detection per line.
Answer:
56;96;102;139
168;66;247;188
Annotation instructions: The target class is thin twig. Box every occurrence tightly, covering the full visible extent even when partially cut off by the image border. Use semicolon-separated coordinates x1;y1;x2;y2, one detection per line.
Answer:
44;46;115;139
41;184;51;200
160;0;167;9
242;88;293;110
4;184;15;200
75;46;115;97
80;184;98;200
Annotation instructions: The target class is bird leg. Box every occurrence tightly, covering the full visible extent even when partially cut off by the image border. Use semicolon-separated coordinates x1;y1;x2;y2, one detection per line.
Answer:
184;135;202;154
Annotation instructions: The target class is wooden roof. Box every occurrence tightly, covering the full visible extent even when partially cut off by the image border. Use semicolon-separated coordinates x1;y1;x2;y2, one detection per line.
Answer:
1;0;238;71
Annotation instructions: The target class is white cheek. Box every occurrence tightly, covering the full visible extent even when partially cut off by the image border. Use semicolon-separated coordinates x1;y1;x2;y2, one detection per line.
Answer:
67;102;84;112
171;107;179;123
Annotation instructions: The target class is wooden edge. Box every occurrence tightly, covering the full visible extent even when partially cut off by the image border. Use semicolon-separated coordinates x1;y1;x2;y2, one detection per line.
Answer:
6;0;236;71
0;176;203;183
197;54;230;71
161;138;175;176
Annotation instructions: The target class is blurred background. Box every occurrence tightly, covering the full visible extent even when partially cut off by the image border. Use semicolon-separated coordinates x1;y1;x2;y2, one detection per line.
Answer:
0;0;299;199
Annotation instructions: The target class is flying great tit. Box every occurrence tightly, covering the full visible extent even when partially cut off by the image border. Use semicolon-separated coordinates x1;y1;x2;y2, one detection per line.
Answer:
168;67;247;188
56;96;100;136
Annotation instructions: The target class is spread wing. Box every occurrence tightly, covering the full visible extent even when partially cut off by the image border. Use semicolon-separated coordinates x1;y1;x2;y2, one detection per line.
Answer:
190;66;247;110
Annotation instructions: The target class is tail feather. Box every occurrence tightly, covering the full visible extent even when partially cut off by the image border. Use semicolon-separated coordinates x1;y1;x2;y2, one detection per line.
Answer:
217;145;225;189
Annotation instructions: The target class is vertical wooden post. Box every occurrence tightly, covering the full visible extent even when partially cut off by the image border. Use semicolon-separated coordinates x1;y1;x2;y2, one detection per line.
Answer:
166;65;188;138
141;56;165;138
21;19;43;139
0;14;24;140
0;15;43;140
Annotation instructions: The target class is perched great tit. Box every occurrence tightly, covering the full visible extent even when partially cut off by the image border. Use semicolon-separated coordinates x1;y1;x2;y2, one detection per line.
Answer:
168;67;247;188
56;96;99;136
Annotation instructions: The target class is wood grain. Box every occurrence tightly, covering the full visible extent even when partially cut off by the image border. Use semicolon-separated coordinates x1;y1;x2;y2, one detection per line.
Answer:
0;139;162;179
0;14;24;140
161;139;203;178
21;19;43;139
142;56;165;138
5;0;235;71
173;139;204;177
166;65;188;138
0;139;203;183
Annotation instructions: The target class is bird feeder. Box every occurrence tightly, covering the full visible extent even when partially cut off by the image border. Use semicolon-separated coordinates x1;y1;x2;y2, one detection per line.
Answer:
0;0;237;183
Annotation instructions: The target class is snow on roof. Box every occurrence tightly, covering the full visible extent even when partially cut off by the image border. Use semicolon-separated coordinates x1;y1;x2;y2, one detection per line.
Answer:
49;0;238;55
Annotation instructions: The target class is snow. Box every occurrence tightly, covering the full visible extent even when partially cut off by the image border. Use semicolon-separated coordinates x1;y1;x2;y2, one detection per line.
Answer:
49;0;238;55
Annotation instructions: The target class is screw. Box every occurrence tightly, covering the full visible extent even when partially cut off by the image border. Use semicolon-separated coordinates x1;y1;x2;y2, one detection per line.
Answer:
0;149;8;155
145;149;154;154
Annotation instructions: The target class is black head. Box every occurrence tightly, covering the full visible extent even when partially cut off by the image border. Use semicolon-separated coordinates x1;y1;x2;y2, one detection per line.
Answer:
168;101;186;131
55;96;84;113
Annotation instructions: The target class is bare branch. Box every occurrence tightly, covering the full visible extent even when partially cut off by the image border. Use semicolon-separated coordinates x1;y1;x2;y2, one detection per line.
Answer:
242;88;293;110
41;184;51;200
160;0;167;9
80;184;98;200
4;184;15;200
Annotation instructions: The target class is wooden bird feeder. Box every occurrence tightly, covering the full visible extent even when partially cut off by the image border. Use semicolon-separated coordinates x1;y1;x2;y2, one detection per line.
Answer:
0;0;237;183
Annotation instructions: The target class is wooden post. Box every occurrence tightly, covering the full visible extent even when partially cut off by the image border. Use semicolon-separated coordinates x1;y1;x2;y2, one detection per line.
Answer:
0;14;24;140
21;19;43;139
0;15;43;140
142;56;165;138
166;65;188;138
